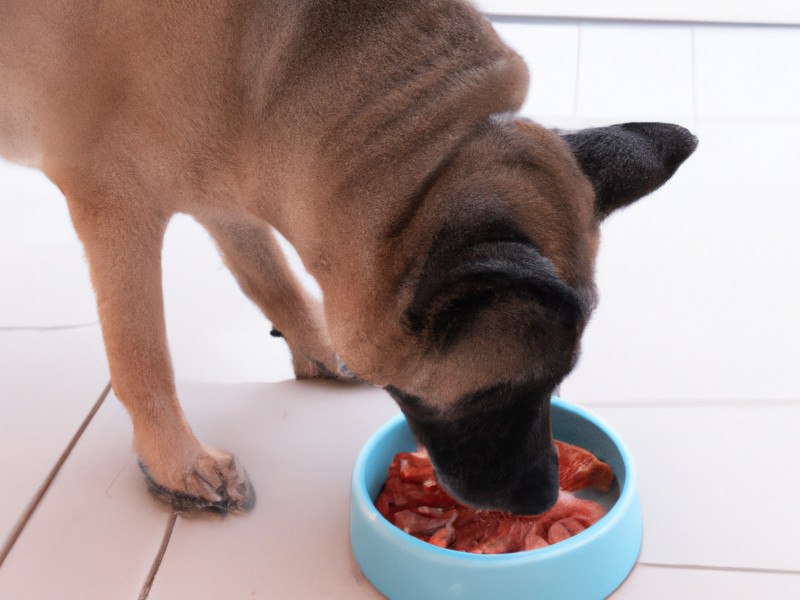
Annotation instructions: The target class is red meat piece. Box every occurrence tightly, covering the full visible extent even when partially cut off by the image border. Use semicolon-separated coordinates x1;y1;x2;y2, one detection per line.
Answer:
375;443;614;554
555;440;614;493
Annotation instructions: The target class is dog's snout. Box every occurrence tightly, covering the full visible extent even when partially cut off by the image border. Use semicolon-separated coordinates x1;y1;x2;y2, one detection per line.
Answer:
434;441;560;516
387;382;560;516
502;444;560;515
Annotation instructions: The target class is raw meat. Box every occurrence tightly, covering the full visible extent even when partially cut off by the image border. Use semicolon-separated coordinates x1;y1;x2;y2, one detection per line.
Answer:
375;441;614;554
555;440;614;493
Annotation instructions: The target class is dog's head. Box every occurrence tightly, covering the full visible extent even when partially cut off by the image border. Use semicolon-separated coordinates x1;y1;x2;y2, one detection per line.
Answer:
341;119;696;514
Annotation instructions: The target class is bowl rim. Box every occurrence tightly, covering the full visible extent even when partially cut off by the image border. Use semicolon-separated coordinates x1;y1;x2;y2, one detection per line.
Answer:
351;395;639;563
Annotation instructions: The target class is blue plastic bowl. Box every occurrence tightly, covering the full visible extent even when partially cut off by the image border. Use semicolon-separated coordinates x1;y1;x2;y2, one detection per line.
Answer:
350;396;642;600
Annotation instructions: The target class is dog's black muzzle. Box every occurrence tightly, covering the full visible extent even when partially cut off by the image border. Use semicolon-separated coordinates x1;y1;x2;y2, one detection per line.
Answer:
386;382;559;516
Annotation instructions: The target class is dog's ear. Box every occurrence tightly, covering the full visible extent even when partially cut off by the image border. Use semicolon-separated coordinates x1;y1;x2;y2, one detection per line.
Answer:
561;122;698;218
404;220;587;380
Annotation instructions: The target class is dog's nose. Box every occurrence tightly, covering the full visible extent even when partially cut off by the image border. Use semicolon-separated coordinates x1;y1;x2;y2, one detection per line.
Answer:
499;446;560;515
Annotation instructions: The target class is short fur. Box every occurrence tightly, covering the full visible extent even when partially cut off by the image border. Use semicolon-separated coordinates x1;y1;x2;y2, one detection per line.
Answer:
1;0;696;514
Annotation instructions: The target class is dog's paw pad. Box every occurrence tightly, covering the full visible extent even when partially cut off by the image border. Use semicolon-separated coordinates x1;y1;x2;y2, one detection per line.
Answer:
139;448;255;515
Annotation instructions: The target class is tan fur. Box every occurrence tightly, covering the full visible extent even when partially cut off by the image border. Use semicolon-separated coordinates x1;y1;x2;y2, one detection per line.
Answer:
1;0;634;511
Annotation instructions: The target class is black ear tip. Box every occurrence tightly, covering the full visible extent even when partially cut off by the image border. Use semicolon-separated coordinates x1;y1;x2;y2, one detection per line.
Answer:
621;122;699;165
561;120;697;217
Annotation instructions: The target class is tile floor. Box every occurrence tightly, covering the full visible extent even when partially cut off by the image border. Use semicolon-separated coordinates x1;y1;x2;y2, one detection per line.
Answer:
1;13;800;600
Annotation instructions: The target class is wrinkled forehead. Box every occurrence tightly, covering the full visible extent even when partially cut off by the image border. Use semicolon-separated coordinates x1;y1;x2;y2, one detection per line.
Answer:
505;122;599;289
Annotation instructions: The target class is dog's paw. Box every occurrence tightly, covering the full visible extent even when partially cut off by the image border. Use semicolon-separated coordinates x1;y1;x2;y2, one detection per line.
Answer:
293;353;360;381
295;355;365;383
138;446;255;515
270;326;363;383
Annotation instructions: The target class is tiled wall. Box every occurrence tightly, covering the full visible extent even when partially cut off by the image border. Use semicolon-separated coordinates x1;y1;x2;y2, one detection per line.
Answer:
488;18;800;403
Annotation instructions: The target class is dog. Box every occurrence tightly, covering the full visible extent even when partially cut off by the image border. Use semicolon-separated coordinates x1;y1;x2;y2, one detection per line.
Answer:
1;0;696;515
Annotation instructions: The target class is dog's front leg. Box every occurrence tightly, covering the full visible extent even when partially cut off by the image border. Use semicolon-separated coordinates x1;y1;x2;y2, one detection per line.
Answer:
66;197;254;513
198;213;353;381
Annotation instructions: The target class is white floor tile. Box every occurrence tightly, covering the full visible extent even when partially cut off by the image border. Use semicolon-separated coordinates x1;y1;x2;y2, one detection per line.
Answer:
491;19;580;119
162;215;296;385
0;161;72;248
146;380;399;600
0;161;98;328
0;326;109;542
561;119;800;403
612;564;800;599
0;243;98;328
0;388;169;600
590;403;800;572
694;25;800;119
574;22;694;124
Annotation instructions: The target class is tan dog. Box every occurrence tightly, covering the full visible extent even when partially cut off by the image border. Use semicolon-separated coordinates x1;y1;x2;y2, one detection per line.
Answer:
1;0;696;515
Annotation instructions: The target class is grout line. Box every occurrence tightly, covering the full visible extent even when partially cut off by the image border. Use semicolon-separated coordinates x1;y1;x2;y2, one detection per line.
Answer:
484;14;800;29
639;561;800;577
690;24;699;131
137;512;179;600
579;398;800;409
692;114;800;124
572;21;583;116
0;381;112;569
0;322;98;332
